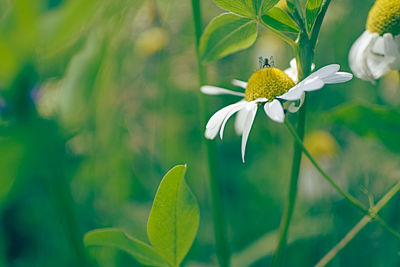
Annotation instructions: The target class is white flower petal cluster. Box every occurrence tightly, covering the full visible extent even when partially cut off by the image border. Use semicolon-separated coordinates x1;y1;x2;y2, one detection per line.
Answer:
349;0;400;82
349;31;400;82
201;60;352;162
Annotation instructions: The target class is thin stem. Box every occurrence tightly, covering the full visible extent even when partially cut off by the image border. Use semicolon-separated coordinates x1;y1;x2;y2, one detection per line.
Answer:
285;120;400;239
271;28;314;266
44;171;87;267
316;180;400;267
271;98;307;267
191;1;230;266
284;121;366;213
315;216;371;267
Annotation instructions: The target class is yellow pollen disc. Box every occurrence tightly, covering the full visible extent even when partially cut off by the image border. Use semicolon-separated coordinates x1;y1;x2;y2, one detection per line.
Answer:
366;0;400;36
244;68;295;102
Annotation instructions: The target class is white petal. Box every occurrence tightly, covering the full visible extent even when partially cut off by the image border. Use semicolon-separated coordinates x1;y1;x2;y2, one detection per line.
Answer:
349;31;379;82
234;108;249;135
205;101;246;139
232;79;248;89
219;103;246;139
302;76;325;91
284;58;299;83
371;36;385;55
284;58;316;83
278;84;305;101
241;103;257;162
201;86;245;97
366;50;391;80
384;33;400;69
264;100;285;123
307;64;340;80
288;92;305;113
322;72;353;84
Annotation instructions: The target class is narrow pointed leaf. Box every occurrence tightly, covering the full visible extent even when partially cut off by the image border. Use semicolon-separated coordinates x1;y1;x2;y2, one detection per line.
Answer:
147;165;200;267
84;228;169;267
306;0;323;31
200;13;257;62
261;7;300;33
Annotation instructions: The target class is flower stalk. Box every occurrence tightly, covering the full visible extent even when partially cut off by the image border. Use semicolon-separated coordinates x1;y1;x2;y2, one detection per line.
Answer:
191;0;230;266
315;180;400;267
272;3;328;265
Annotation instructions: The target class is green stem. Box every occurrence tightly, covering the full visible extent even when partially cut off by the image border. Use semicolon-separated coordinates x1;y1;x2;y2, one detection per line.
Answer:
271;100;307;267
284;120;366;213
272;28;313;266
44;171;87;267
285;120;400;239
191;1;230;266
316;181;400;267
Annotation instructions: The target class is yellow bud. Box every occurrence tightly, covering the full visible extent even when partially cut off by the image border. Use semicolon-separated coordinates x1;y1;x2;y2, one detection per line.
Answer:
135;27;169;56
245;68;295;101
304;130;338;159
366;0;400;36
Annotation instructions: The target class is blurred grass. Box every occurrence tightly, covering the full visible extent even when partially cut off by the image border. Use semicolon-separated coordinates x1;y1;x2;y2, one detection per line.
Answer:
0;0;400;266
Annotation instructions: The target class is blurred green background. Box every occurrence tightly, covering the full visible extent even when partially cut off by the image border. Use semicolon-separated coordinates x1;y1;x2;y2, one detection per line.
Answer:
0;0;400;266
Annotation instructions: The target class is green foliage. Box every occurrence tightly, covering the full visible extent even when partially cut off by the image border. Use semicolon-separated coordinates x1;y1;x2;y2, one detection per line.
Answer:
85;165;199;267
148;165;199;267
0;138;24;203
326;103;400;153
59;32;105;127
199;13;257;62
84;229;169;267
306;0;323;32
214;0;279;17
261;7;300;33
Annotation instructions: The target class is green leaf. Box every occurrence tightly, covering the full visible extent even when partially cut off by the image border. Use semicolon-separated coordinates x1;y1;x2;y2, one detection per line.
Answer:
286;0;296;12
325;103;400;153
261;7;300;33
214;0;279;18
199;13;257;62
84;228;169;267
147;165;199;267
214;0;254;17
259;0;280;15
306;0;323;31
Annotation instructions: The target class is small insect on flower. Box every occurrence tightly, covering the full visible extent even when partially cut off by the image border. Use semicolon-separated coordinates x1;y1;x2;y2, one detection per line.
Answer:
201;59;352;162
258;56;274;69
349;0;400;82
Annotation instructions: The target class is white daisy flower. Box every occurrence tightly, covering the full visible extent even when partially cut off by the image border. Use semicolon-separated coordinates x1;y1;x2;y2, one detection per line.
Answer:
349;0;400;82
201;59;352;162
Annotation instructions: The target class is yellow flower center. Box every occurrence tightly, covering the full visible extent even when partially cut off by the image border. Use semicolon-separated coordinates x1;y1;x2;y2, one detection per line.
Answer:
366;0;400;36
244;67;295;102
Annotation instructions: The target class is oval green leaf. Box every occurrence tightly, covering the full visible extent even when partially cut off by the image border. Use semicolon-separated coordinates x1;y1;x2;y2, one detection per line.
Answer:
261;7;300;33
147;165;200;267
199;13;257;62
84;228;169;267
